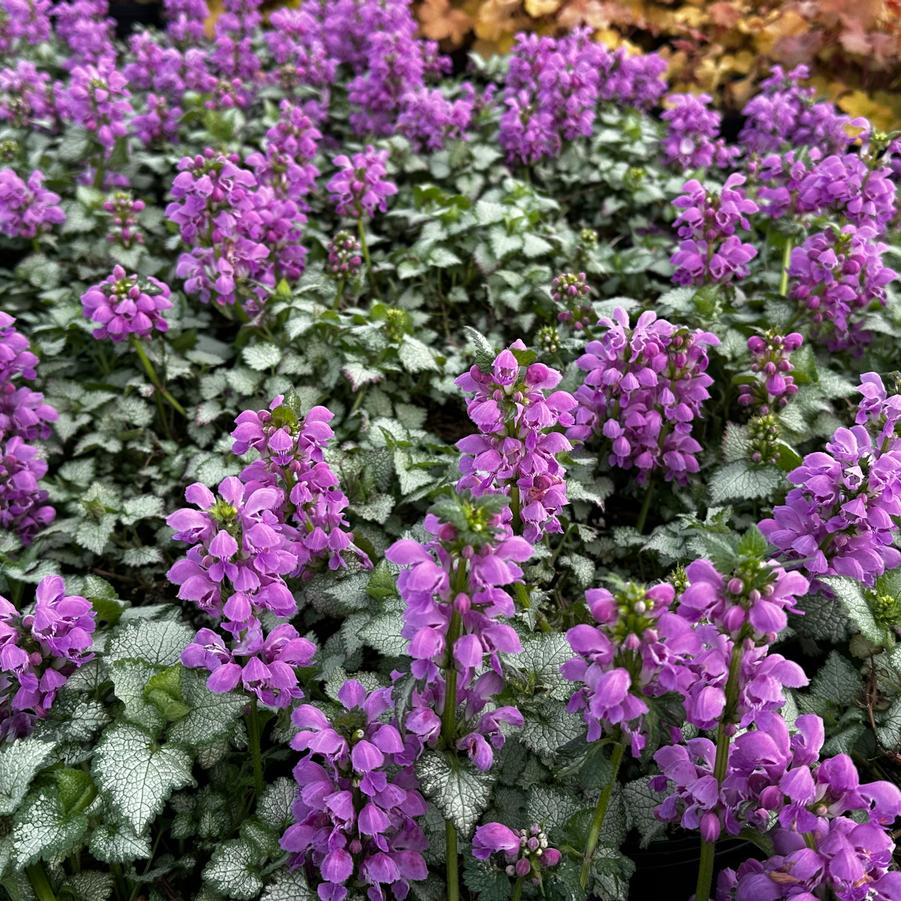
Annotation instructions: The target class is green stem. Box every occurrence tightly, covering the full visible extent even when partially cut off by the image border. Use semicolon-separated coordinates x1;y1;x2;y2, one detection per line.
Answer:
509;484;522;535
26;866;57;901
780;238;793;298
580;740;626;889
358;217;378;300
511;876;523;901
131;338;186;417
695;641;745;901
445;819;459;901
247;697;264;799
441;561;468;901
514;581;531;610
636;479;655;533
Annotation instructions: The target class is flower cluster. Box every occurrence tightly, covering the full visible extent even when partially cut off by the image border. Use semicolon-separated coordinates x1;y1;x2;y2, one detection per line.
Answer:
738;331;802;415
169;396;366;702
740;65;862;155
0;60;53;127
563;581;696;756
386;494;529;772
327;146;397;220
167;149;307;310
396;85;475;152
0;575;96;739
56;63;130;154
455;341;576;543
102;192;144;248
0;168;64;239
80;266;173;342
671;174;759;286
568;308;719;485
760;404;901;585
281;680;428;901
326;231;363;279
472;823;561;882
789;224;897;352
0;311;56;543
660;93;736;170
550;271;595;331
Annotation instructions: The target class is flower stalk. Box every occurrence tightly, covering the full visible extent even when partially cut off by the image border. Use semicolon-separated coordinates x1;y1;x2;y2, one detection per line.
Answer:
580;738;626;888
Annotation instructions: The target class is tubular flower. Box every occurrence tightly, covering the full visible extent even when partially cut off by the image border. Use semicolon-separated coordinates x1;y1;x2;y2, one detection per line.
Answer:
327;146;397;219
80;266;172;342
472;822;562;882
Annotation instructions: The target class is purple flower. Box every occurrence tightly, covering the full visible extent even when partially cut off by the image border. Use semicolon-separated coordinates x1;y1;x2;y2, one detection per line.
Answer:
281;681;428;901
0;61;53;128
661;93;737;170
759;423;901;585
327;146;397;219
102;192;145;248
163;0;209;43
56;63;130;154
472;822;562;881
563;581;697;756
81;266;173;342
550;271;595;332
326;231;362;279
738;332;802;417
0;169;65;239
2;0;52;44
567;308;719;485
788;225;896;353
671;174;759;286
455;340;576;542
0;575;96;738
396;85;475;152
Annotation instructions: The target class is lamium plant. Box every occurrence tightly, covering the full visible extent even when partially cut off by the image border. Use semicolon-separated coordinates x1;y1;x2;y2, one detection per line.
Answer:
0;2;899;900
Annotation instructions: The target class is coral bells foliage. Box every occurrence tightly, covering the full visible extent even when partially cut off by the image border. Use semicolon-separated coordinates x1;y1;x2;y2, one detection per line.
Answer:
568;309;718;485
671;174;759;286
759;388;901;585
327;146;397;220
455;340;576;543
789;224;897;352
386;493;529;771
563;581;698;756
281;680;428;901
80;266;173;342
0;575;96;739
0;168;64;239
472;823;561;882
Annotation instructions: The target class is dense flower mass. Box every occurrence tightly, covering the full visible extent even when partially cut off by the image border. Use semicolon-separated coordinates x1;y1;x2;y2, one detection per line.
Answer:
671;174;759;286
0;168;64;239
661;93;735;170
455;340;576;542
0;575;96;739
738;332;803;416
281;680;428;901
327;146;397;219
81;266;173;342
568;308;718;484
472;822;561;881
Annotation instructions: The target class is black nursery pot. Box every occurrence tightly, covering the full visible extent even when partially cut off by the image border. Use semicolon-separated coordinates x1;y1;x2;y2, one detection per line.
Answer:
623;832;761;897
108;0;163;37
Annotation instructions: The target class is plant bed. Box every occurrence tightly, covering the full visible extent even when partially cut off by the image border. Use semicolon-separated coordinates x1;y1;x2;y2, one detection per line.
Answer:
0;3;900;901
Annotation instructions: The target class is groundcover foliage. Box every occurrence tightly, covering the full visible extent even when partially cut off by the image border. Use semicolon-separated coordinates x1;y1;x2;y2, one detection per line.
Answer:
1;2;900;901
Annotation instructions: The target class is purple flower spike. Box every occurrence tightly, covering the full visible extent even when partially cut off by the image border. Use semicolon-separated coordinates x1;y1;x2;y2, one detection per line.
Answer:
81;266;173;343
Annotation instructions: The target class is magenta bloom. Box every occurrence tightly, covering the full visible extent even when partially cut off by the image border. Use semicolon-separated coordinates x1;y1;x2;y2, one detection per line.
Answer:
0;169;64;239
327;146;397;219
738;332;802;417
56;63;131;154
661;93;736;170
0;575;96;738
81;266;173;342
568;308;718;485
472;822;561;880
281;682;428;901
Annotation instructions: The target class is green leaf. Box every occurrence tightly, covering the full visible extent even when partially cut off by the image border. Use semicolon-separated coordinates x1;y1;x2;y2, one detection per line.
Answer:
203;838;264;900
88;821;152;864
522;233;552;258
107;620;193;667
243;343;282;371
168;670;247;749
416;751;494;836
622;777;666;848
399;336;439;373
808;652;862;709
820;576;884;645
62;871;115;901
876;697;901;751
474;199;506;226
257;778;296;833
0;738;55;815
12;790;88;867
53;768;96;817
519;701;582;756
110;660;166;731
708;462;782;504
92;723;194;833
737;525;768;560
262;870;316;901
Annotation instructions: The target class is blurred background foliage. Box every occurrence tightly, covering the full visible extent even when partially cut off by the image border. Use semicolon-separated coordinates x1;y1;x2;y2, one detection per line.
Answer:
413;0;901;128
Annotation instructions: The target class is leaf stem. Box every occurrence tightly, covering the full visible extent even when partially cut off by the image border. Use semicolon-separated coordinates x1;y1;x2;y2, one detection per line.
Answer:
247;697;265;799
695;640;745;901
780;238;793;298
131;338;186;417
445;819;459;901
580;739;626;889
509;484;522;535
25;866;57;901
511;876;523;901
358;217;378;300
636;479;655;533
